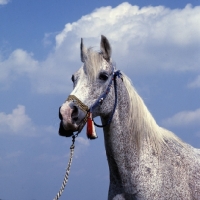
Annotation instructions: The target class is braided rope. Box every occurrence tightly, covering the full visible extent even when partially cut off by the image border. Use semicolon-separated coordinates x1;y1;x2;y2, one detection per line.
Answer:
53;144;75;200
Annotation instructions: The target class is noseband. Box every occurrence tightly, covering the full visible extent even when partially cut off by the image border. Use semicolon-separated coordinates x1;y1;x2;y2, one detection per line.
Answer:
67;67;122;134
67;95;89;124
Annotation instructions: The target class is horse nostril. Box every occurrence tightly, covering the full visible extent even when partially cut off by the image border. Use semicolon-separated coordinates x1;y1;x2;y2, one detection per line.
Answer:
71;105;79;122
59;107;63;120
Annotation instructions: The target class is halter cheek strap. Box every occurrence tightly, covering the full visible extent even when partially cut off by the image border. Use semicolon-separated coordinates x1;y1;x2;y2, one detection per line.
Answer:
90;70;122;128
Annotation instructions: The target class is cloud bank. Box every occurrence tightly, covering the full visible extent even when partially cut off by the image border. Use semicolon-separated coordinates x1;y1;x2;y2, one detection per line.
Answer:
162;108;200;127
0;0;10;5
1;3;200;93
188;75;200;88
0;105;36;136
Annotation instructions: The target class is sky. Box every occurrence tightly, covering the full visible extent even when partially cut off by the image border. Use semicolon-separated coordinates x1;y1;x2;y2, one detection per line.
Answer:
0;0;200;199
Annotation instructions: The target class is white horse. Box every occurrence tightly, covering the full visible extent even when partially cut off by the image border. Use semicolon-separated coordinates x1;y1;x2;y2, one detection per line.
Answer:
59;35;200;199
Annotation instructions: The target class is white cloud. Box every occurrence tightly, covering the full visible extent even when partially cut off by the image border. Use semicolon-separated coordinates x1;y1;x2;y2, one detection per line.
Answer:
0;0;10;5
73;136;90;159
55;3;200;72
6;150;22;159
77;136;90;146
35;136;89;165
0;150;23;166
0;105;36;136
1;3;200;93
36;153;64;163
0;49;38;89
162;108;200;127
188;75;200;88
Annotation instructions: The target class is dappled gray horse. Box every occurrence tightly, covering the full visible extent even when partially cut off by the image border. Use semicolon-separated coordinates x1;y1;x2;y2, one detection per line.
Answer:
59;35;200;199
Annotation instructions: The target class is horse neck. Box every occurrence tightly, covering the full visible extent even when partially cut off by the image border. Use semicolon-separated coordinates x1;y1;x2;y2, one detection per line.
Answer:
102;80;160;158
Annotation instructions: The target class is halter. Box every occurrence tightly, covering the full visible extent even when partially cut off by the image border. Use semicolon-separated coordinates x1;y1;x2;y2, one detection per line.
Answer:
67;65;122;130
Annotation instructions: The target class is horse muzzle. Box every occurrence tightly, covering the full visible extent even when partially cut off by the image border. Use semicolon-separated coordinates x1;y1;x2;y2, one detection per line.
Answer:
58;99;88;137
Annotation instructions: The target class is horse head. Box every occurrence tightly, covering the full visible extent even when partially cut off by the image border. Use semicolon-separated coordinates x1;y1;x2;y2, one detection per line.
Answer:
59;35;117;138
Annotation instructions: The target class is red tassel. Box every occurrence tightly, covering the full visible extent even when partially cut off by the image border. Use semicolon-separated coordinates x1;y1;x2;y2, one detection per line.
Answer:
86;112;98;139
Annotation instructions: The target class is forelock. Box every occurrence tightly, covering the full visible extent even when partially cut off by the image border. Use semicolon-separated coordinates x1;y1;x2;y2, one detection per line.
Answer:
84;48;109;81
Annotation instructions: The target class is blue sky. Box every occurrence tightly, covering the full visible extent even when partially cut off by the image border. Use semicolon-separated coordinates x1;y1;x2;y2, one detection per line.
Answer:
0;0;200;199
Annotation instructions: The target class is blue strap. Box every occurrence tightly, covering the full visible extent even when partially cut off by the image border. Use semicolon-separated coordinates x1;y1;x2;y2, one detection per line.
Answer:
90;71;114;112
91;70;122;128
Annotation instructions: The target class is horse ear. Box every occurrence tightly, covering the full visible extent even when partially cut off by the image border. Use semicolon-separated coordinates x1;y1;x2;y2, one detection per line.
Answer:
100;35;112;62
80;38;87;63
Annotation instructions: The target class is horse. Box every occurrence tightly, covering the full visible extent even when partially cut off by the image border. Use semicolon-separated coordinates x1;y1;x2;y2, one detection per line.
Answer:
58;35;200;200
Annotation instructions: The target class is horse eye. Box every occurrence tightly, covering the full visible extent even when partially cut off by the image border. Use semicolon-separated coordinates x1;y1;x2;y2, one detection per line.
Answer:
71;75;75;82
99;73;108;81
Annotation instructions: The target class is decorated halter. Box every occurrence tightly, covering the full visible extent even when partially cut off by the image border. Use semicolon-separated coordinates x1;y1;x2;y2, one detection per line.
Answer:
67;65;122;139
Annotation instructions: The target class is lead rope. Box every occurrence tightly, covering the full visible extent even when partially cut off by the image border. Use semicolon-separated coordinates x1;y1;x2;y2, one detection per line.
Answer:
53;134;78;200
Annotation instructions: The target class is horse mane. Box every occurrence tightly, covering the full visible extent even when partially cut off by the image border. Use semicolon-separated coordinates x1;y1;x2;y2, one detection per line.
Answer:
84;48;185;153
122;73;185;153
83;48;104;81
